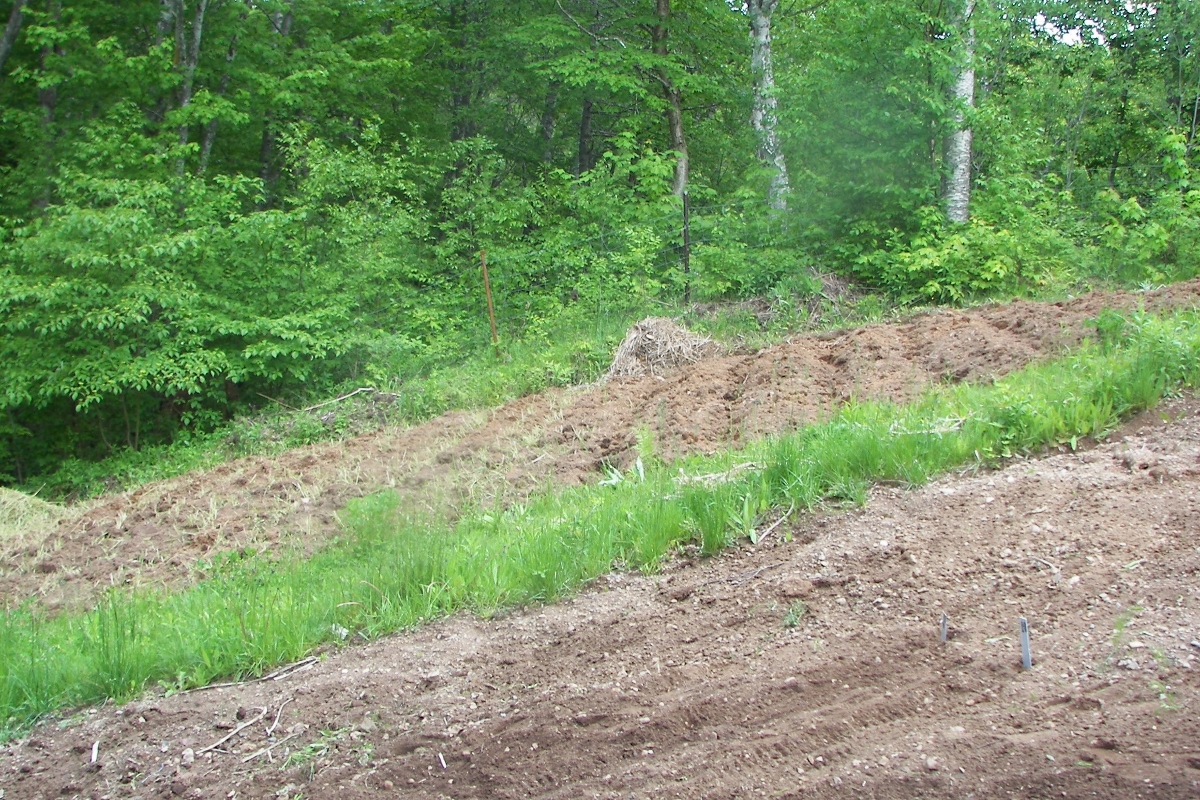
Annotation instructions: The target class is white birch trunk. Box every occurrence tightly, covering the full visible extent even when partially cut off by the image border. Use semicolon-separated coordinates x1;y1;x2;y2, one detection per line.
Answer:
943;0;975;224
749;0;789;212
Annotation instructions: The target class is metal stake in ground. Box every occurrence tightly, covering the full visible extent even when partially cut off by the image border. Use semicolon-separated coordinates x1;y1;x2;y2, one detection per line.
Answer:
480;249;499;355
940;612;949;644
1019;617;1032;669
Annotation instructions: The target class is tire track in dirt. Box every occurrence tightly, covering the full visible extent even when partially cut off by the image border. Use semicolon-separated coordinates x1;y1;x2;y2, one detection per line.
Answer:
4;280;1200;612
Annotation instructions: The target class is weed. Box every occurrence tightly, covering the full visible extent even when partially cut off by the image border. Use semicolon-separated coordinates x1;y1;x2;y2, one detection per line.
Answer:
1149;679;1180;712
1111;606;1143;647
783;601;808;629
283;727;350;776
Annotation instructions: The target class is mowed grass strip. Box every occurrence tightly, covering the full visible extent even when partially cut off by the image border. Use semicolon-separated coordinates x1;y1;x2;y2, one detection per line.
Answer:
2;309;1199;736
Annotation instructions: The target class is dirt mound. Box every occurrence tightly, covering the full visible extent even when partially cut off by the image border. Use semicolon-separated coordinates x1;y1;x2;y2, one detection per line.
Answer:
3;279;1200;612
5;396;1199;799
606;316;722;380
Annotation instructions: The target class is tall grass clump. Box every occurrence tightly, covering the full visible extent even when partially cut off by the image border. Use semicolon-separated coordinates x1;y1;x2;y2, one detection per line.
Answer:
2;309;1199;737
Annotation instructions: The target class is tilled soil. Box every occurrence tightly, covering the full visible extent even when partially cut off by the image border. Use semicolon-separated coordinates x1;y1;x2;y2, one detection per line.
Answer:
6;280;1200;612
3;397;1200;799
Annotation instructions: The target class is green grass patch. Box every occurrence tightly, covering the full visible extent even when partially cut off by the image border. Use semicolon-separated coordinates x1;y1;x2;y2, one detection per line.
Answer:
3;309;1200;737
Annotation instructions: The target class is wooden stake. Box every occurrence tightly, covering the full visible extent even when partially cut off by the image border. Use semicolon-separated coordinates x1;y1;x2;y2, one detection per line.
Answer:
481;249;499;354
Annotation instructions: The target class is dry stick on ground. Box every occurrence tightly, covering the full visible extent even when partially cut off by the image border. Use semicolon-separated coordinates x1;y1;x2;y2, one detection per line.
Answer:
755;503;795;545
241;732;299;764
197;707;267;755
178;656;318;694
676;462;761;488
266;697;291;736
256;392;298;411
301;387;375;414
729;562;784;586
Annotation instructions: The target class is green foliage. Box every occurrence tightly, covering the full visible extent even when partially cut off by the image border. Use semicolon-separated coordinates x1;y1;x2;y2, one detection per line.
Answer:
3;0;1200;483
3;309;1200;735
783;601;807;628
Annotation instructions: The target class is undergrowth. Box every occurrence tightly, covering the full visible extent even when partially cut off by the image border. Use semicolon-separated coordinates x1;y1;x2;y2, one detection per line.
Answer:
2;308;1199;737
21;283;882;500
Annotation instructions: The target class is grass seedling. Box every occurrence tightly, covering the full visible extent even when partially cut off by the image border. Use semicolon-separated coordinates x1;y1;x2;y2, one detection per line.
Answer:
783;601;808;629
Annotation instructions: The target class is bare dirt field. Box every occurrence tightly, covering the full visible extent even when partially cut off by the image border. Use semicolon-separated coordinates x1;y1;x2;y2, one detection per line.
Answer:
3;394;1200;799
5;279;1200;614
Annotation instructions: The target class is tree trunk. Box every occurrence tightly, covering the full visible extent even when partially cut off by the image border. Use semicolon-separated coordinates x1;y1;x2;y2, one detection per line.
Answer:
1108;87;1128;188
748;0;789;212
575;96;593;176
0;0;27;79
943;0;975;225
540;83;559;163
651;0;688;198
176;0;211;162
32;0;59;209
258;0;293;198
198;25;239;176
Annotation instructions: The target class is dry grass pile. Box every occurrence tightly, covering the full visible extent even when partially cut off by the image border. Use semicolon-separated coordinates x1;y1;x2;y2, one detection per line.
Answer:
0;487;65;541
606;317;723;380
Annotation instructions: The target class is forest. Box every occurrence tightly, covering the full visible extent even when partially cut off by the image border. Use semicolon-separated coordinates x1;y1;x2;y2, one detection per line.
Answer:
0;0;1198;490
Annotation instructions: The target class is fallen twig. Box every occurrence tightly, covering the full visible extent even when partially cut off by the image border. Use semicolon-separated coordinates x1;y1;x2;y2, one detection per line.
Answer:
240;732;299;764
267;698;292;736
301;387;375;413
198;707;267;755
676;461;761;488
1030;556;1060;573
177;656;318;695
889;416;969;436
755;504;796;545
256;392;297;411
729;562;784;586
265;656;319;682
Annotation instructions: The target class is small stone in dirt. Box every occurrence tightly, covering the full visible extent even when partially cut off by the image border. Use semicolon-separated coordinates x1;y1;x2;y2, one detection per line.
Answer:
925;757;940;771
667;585;694;601
1116;658;1140;670
780;578;814;599
180;748;194;768
383;780;394;789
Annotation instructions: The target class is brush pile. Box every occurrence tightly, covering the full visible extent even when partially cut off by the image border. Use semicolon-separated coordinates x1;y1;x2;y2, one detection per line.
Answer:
0;487;64;540
606;317;723;380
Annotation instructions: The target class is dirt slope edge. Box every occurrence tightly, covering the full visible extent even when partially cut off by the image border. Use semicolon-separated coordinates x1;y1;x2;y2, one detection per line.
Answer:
3;396;1199;799
4;279;1200;611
